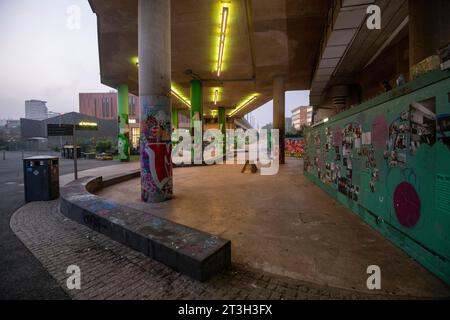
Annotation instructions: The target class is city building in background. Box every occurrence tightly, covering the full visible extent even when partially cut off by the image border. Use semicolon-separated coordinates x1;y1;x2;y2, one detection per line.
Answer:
79;92;140;120
79;92;243;149
0;119;21;149
47;111;61;118
3;120;21;138
25;100;60;120
292;106;313;130
20;112;118;151
25;100;48;120
79;92;140;149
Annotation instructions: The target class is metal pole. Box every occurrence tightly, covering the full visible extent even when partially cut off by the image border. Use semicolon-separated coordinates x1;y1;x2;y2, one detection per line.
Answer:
73;126;78;180
59;115;63;152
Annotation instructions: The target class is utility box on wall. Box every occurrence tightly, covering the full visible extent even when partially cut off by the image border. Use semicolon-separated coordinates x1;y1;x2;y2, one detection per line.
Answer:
304;70;450;285
23;156;60;202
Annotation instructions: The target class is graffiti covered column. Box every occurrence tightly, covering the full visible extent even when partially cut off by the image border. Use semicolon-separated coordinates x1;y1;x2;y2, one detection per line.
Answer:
190;79;203;163
138;0;173;203
117;84;130;162
273;75;286;164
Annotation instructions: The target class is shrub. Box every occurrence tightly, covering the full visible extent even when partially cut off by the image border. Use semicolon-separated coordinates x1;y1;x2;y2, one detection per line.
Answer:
96;139;112;153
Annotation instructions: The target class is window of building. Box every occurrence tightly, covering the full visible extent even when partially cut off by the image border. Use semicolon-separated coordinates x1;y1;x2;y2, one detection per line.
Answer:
102;97;106;118
131;127;140;149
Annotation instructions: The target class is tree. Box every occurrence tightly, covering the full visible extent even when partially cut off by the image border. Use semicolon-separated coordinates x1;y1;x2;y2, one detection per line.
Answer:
96;139;112;153
0;130;7;148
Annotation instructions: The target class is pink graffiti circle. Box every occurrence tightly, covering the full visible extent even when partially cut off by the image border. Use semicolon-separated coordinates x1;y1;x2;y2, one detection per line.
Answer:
393;182;421;228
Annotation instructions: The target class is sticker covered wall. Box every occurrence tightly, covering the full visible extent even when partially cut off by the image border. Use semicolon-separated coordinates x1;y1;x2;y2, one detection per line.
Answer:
304;70;450;285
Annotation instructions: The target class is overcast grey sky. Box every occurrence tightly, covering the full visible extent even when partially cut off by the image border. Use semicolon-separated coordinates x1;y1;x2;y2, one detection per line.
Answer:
0;0;309;127
0;0;109;120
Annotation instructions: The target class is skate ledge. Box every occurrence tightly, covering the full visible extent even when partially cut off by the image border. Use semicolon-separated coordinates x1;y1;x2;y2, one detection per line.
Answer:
60;175;231;282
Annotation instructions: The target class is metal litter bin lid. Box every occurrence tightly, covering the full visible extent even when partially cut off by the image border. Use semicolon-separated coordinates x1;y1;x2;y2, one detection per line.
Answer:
23;156;59;161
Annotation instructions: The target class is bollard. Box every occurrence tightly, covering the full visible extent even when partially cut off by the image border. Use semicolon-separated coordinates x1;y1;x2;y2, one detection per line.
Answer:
2;150;5;160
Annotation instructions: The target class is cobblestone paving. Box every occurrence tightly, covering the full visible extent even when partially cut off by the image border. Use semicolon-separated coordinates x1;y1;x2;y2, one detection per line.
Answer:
10;200;411;300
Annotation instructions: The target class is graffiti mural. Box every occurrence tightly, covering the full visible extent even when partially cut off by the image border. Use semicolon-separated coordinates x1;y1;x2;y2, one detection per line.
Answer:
140;96;173;203
303;71;450;284
285;138;305;158
118;113;130;161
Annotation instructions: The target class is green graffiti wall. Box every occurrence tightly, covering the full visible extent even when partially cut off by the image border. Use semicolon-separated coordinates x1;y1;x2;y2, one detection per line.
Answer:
304;70;450;285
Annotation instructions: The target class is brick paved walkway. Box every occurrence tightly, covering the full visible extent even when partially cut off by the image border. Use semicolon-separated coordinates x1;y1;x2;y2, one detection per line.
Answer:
10;200;411;300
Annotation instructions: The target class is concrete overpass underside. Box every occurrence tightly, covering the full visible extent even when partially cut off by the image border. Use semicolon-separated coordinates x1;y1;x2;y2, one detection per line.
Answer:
88;0;331;117
83;0;450;291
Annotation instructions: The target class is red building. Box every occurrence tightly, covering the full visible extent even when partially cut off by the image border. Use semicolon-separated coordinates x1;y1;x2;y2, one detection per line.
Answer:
79;92;140;120
79;92;141;148
79;92;191;149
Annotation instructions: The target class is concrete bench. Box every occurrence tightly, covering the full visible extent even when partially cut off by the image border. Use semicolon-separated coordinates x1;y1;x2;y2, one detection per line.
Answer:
60;175;231;282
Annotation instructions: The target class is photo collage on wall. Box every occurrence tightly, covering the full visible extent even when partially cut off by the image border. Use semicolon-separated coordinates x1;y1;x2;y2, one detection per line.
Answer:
304;92;449;220
382;98;438;170
436;93;450;149
323;127;334;184
384;109;409;167
317;123;361;202
305;117;383;198
314;132;322;180
410;98;436;154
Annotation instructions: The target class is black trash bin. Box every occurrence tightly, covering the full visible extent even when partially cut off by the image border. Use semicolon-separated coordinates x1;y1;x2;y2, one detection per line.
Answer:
23;156;59;202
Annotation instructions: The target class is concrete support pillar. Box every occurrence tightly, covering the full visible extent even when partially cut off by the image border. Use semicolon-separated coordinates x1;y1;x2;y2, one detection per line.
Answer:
117;84;130;162
409;0;450;68
218;107;226;156
273;75;285;165
138;0;173;203
190;79;203;163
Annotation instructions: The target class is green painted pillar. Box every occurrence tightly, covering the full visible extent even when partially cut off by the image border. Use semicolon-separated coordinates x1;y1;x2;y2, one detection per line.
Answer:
117;84;130;162
172;108;179;129
171;108;179;143
190;79;203;131
190;79;203;163
218;107;226;156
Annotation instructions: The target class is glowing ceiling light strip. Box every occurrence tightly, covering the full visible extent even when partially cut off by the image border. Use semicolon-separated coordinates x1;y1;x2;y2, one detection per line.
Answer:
229;95;258;116
214;89;219;105
217;6;229;77
171;88;191;108
136;60;189;108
